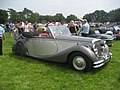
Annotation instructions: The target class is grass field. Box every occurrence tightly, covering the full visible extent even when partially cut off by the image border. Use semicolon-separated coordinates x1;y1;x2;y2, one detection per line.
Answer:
0;33;120;90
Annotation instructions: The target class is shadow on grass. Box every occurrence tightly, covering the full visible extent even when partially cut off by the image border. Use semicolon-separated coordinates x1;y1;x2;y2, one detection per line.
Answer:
8;52;109;74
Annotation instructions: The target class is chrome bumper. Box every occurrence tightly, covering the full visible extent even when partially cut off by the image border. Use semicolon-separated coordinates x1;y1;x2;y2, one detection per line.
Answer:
93;53;112;68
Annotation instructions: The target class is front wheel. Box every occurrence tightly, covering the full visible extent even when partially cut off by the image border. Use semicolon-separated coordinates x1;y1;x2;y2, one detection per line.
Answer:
68;52;92;71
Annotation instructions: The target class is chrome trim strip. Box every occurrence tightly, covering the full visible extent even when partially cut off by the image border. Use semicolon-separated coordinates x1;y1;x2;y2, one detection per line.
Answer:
109;53;112;56
93;63;104;68
93;60;104;65
92;39;101;44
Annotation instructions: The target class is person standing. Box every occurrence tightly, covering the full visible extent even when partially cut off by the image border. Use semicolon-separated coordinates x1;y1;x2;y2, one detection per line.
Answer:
18;22;24;34
8;22;14;37
0;26;5;55
78;19;83;29
13;25;18;43
33;22;38;31
24;21;30;32
80;19;90;37
68;20;78;35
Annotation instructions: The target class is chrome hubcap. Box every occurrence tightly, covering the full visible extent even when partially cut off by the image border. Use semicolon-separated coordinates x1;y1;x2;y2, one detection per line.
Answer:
73;56;86;70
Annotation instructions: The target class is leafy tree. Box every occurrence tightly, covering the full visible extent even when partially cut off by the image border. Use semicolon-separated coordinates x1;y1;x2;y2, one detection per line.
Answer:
83;13;93;22
39;15;55;23
109;8;120;22
39;15;47;23
83;10;108;23
16;12;26;22
66;14;78;23
0;9;8;24
93;10;108;22
1;7;120;24
22;7;33;20
54;13;65;22
29;13;39;23
8;8;18;23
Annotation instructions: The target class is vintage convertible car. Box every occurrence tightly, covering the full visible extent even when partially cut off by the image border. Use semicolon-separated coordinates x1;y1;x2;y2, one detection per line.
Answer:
12;25;112;71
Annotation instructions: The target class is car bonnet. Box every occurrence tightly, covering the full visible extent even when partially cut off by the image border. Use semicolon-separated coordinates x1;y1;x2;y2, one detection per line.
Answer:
55;35;99;43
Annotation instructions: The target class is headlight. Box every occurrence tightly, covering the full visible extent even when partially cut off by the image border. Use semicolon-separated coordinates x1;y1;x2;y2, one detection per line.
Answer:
92;44;98;55
100;40;106;46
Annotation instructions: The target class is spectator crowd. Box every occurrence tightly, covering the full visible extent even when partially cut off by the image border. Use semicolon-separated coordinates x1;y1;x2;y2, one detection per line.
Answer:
0;19;120;42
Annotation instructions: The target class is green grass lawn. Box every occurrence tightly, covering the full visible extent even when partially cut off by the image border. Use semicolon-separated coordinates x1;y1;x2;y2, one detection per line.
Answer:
0;33;120;90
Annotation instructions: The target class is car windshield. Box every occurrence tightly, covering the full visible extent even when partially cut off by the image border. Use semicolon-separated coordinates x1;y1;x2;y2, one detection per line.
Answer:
48;25;72;38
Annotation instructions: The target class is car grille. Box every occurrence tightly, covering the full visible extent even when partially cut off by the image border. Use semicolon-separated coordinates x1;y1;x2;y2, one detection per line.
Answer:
94;41;102;56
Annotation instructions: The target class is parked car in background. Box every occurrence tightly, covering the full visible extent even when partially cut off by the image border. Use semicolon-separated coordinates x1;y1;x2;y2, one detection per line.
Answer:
87;29;115;47
12;25;112;71
97;25;120;34
98;26;114;34
77;28;114;47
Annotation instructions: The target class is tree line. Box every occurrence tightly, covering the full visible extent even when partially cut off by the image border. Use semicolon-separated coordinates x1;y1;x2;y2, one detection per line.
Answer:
0;7;120;24
0;8;78;24
83;8;120;23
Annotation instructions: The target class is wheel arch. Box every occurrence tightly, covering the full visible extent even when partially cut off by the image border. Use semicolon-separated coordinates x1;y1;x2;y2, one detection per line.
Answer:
66;45;96;63
67;51;88;62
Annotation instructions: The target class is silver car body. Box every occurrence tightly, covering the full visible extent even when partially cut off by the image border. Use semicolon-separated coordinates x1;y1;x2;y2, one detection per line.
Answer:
13;25;112;70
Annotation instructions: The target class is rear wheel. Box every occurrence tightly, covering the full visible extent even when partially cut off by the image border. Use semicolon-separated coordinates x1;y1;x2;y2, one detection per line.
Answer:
68;52;92;71
14;42;26;56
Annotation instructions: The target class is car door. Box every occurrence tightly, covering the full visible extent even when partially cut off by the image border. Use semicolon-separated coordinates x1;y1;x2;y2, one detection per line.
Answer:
26;38;34;55
33;37;58;56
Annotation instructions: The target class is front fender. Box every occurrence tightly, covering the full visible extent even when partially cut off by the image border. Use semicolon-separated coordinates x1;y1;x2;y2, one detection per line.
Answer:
68;45;97;62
